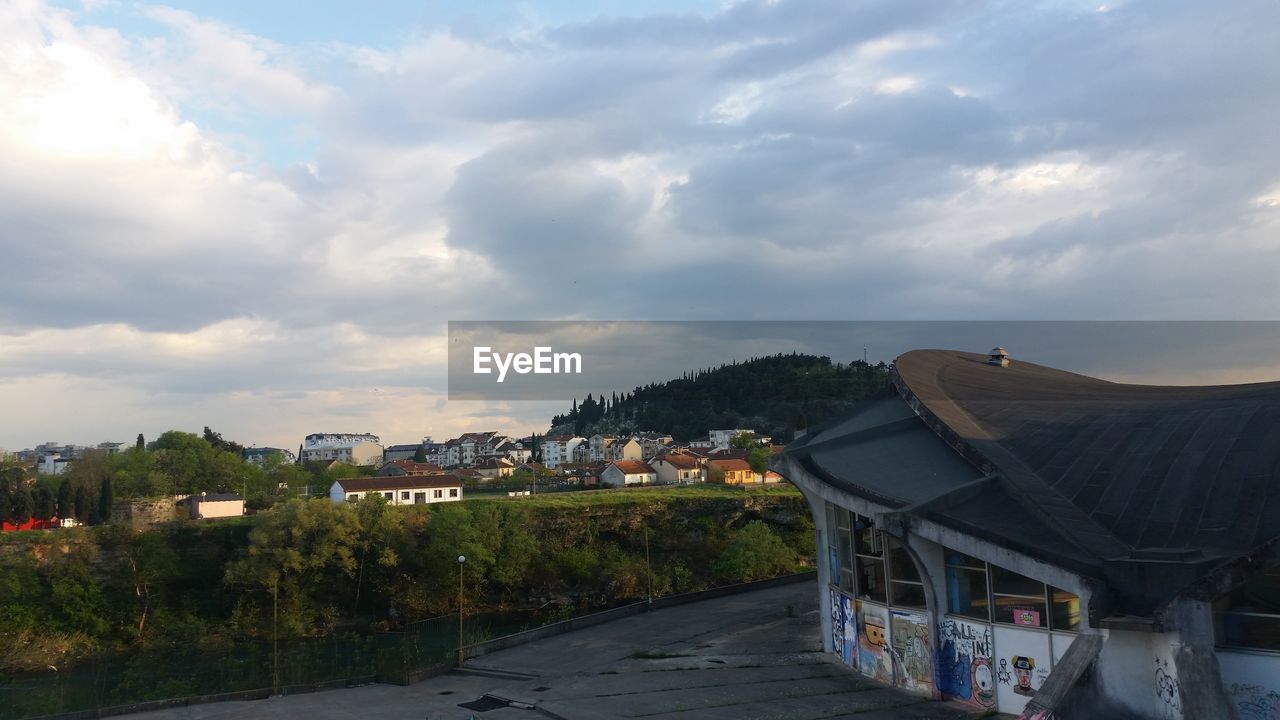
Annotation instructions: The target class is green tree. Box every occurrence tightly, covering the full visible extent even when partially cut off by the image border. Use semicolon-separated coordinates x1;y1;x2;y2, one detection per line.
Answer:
729;431;758;450
135;433;145;451
712;521;797;582
746;445;772;479
74;484;94;524
413;445;427;463
57;479;74;521
11;486;34;525
33;486;55;523
98;477;114;522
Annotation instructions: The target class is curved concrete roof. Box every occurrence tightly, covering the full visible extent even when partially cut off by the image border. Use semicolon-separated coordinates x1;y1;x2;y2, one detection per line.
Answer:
785;348;1280;616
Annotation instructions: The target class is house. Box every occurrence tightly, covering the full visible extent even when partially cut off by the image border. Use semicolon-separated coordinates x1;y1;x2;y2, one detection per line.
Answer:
651;454;705;484
541;435;586;469
708;458;757;484
774;347;1280;719
601;460;657;487
376;460;444;476
707;429;770;450
244;447;297;466
633;432;674;458
607;437;642;462
587;434;618;462
475;457;515;479
441;431;509;468
189;493;244;519
301;433;383;466
330;475;463;505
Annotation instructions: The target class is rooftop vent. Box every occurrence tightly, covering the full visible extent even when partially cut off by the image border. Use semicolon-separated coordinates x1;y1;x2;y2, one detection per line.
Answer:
988;347;1010;367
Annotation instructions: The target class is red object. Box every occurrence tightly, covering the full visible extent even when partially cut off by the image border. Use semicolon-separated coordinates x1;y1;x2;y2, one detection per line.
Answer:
0;516;59;532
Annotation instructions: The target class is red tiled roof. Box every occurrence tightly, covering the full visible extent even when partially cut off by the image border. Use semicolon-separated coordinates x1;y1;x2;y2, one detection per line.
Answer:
337;476;462;492
610;460;655;475
655;454;700;469
708;459;752;471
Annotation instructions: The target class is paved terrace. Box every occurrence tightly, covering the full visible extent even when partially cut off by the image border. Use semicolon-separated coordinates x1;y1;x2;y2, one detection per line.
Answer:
122;582;983;720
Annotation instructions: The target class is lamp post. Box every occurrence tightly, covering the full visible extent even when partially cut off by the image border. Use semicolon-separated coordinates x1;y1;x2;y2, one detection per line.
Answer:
457;555;466;666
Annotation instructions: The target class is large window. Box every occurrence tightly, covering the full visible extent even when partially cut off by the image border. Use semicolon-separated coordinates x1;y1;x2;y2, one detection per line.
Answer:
1215;569;1280;652
945;550;1080;632
826;505;921;607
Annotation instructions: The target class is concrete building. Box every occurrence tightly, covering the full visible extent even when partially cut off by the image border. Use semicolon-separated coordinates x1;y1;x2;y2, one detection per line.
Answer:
772;348;1280;719
330;475;463;505
244;447;296;466
541;435;586;469
302;433;383;466
601;460;657;487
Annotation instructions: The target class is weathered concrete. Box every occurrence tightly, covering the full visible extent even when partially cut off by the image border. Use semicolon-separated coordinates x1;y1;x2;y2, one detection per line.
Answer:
114;581;985;720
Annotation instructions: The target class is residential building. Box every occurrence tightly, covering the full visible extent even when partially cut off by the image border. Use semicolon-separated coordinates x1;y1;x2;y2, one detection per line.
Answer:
633;432;675;457
441;431;508;468
376;460;444;476
329;476;463;505
383;444;425;462
651;454;704;484
96;441;127;454
39;453;71;475
707;429;770;450
608;437;643;462
244;447;297;466
476;457;515;479
189;493;244;519
708;458;757;484
587;434;618;462
541;435;586;469
601;460;657;487
302;433;383;466
774;347;1280;719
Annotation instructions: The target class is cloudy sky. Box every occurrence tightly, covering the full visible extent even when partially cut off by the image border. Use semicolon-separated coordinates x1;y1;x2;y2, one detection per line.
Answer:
2;0;1279;451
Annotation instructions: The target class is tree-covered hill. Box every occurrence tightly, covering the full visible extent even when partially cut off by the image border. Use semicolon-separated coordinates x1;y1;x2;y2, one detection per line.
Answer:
550;352;893;442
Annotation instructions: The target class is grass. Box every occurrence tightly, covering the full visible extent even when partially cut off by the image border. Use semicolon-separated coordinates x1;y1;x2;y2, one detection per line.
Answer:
462;483;801;510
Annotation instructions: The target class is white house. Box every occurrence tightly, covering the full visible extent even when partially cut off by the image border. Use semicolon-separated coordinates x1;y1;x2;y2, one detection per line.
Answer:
39;453;71;475
330;475;463;505
601;460;657;487
651;454;705;484
707;429;770;450
302;433;384;466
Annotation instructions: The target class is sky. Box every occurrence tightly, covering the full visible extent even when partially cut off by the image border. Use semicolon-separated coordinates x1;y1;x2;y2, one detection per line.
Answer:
2;0;1279;451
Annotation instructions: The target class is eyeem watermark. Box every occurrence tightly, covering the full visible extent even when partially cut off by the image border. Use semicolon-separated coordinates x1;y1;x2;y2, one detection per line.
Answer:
473;346;582;383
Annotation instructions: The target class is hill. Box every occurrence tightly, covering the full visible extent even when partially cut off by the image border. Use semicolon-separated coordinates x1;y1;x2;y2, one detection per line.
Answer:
549;352;893;442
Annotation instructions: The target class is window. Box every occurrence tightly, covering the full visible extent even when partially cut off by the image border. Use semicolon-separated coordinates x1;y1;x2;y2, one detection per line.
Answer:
992;566;1047;628
449;488;458;497
830;505;855;593
946;551;990;621
1050;586;1081;631
401;491;410;500
383;492;393;500
888;538;926;608
1215;569;1280;652
347;493;357;501
414;492;426;504
854;515;887;603
434;489;443;498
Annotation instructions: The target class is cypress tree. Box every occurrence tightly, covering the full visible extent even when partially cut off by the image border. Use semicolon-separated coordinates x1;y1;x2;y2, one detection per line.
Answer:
98;477;114;522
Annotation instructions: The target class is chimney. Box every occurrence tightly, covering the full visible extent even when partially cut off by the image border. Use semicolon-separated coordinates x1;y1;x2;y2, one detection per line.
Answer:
988;347;1010;367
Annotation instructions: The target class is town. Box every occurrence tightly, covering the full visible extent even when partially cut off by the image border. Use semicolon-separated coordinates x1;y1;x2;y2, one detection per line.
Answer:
0;427;782;530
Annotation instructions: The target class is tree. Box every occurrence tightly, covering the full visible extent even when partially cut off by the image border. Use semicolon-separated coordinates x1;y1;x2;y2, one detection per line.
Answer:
57;479;74;521
97;477;114;523
413;445;427;463
74;484;94;524
0;478;10;524
712;521;797;582
135;433;145;451
11;487;34;526
33;487;55;523
746;445;772;480
729;431;758;450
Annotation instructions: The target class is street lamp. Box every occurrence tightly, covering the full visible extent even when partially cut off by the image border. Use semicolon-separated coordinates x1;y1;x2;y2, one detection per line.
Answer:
457;555;466;666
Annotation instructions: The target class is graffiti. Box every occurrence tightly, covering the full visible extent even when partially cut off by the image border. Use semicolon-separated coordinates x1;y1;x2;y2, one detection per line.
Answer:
858;604;893;683
829;587;843;658
889;610;933;692
1011;656;1037;696
1231;683;1280;720
937;617;995;708
997;657;1013;686
840;594;858;668
1153;656;1182;720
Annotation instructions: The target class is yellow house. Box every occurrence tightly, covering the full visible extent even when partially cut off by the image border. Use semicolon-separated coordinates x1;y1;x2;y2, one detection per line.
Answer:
709;458;756;484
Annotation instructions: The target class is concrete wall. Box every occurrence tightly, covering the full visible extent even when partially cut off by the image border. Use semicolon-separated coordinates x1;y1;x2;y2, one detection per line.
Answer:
1218;651;1280;720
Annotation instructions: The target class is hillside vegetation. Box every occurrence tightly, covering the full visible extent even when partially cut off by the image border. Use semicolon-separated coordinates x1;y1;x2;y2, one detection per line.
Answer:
550;352;892;441
0;485;812;676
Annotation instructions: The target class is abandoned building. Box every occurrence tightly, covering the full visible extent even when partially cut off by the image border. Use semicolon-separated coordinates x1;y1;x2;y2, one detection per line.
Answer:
773;348;1280;719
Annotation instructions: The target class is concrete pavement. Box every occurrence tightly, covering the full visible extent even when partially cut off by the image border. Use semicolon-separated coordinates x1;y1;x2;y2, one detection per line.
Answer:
118;582;987;720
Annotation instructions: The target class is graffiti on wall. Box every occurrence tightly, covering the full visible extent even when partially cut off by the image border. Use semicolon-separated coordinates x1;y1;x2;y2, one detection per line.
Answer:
938;617;995;709
829;587;843;658
993;625;1051;714
858;603;894;683
1153;655;1182;720
841;594;858;669
890;610;933;693
1231;683;1280;720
